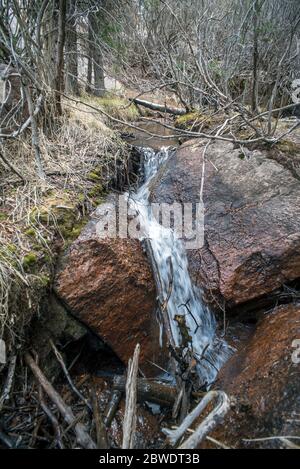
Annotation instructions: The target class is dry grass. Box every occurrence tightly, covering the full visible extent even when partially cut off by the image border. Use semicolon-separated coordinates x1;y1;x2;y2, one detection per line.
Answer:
0;100;130;349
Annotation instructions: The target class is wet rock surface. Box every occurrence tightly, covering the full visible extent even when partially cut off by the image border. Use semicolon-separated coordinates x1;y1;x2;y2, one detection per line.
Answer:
150;139;300;311
205;303;300;448
54;205;162;376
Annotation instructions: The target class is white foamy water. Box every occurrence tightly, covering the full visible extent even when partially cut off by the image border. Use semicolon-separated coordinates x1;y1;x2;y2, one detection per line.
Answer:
129;147;231;387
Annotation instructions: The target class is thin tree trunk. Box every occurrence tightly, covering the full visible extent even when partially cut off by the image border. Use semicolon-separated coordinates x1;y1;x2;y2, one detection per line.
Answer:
251;0;260;113
65;1;79;95
86;15;93;93
24;85;45;180
54;0;67;114
91;15;105;97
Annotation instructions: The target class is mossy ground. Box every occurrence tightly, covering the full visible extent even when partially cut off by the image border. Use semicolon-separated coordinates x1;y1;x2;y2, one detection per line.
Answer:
82;93;140;122
0;91;130;351
175;110;227;132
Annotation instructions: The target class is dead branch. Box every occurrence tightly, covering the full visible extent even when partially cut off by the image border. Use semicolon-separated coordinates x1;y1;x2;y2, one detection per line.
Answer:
0;147;25;182
130;98;186;116
122;343;140;449
0;354;17;413
90;383;108;449
163;390;230;448
39;394;64;449
24;352;96;449
113;376;177;407
103;390;122;427
50;340;92;412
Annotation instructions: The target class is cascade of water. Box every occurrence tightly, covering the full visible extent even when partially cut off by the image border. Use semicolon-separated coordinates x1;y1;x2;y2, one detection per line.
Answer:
129;147;231;386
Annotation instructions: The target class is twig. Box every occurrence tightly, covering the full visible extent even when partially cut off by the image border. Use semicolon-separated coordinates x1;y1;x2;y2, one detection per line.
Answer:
39;394;64;449
49;340;92;412
24;352;96;449
90;383;108;449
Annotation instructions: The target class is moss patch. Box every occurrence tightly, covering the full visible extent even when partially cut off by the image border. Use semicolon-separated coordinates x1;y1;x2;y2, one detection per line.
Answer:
83;93;139;122
22;252;38;269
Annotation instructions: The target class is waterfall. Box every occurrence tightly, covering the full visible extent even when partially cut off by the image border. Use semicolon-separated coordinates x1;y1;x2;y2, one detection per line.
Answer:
128;147;232;387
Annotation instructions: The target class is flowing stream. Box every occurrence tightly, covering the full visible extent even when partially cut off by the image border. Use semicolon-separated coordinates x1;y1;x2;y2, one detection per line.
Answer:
128;146;231;387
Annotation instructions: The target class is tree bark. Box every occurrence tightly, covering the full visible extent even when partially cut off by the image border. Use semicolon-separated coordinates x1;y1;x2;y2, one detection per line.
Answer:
90;15;105;97
54;0;67;114
130;97;186;116
65;1;79;95
251;0;260;113
85;14;93;93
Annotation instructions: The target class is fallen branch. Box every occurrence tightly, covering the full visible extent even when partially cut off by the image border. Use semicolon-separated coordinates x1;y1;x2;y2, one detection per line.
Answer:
103;390;122;427
24;352;96;449
163;390;230;448
130;98;186;116
39;394;64;449
0;148;26;182
113;376;177;407
50;340;92;412
122;344;140;449
0;354;17;412
91;383;108;449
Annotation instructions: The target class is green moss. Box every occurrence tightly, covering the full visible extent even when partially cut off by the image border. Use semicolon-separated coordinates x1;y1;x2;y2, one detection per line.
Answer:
38;274;51;287
88;184;104;198
0;212;7;221
88;171;102;182
175;111;212;130
83;93;139;121
25;227;37;237
23;252;38;269
7;244;17;254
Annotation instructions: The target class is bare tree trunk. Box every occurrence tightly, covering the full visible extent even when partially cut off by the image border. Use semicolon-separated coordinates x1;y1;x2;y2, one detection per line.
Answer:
54;0;67;114
251;0;260;113
91;15;105;97
24;85;45;179
65;1;79;95
86;14;93;93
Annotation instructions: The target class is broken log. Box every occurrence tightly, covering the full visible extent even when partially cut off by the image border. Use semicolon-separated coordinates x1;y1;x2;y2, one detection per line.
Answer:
130;98;186;116
24;352;96;449
122;344;140;449
113;376;177;407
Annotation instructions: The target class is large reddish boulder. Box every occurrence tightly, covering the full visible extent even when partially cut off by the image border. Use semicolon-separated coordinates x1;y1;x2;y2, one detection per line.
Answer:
150;139;300;310
205;303;300;448
54;206;163;376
